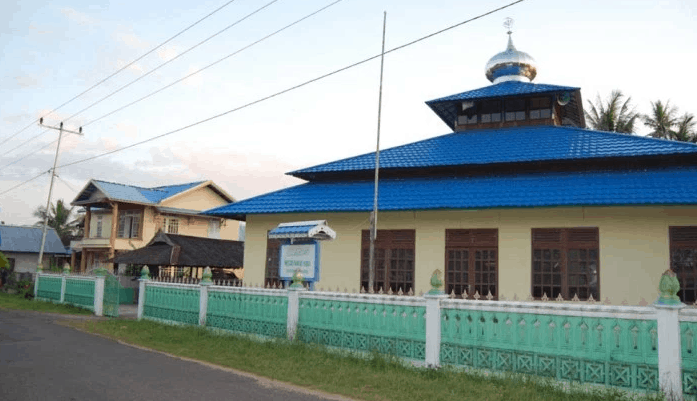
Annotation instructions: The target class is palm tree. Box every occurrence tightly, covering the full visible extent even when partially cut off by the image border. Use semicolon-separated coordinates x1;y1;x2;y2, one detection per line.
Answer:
642;100;678;139
673;113;696;143
585;90;639;133
33;199;79;246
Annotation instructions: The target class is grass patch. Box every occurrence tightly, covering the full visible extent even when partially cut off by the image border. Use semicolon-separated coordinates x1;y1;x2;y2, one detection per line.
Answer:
0;292;93;315
68;319;665;401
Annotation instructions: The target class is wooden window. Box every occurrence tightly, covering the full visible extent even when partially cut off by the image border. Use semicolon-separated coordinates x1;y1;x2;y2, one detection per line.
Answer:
165;218;179;234
529;96;552;119
360;230;415;293
505;98;526;121
264;238;282;287
480;100;502;123
117;210;142;239
532;228;599;300
445;229;498;298
96;215;103;238
670;227;697;303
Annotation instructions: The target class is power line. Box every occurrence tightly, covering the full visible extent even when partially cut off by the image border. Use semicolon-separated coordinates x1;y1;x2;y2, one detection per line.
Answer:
0;139;58;173
56;0;525;170
3;129;51;157
84;0;346;128
63;0;281;125
0;0;240;147
0;171;49;196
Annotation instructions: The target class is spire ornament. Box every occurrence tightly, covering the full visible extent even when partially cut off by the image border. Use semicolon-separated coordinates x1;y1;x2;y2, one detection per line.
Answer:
485;18;537;84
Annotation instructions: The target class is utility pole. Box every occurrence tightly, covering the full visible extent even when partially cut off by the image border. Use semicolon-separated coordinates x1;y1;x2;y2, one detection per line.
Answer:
36;119;83;271
368;12;387;293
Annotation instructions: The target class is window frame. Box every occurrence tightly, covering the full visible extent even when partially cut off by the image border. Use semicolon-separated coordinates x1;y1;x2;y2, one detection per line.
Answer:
117;210;143;239
165;218;179;234
360;229;415;294
669;226;697;304
264;237;282;288
444;229;498;299
531;228;600;301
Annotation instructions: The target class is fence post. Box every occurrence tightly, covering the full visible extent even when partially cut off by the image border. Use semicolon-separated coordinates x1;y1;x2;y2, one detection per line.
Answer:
654;269;685;400
137;266;150;320
424;270;447;367
94;276;105;317
199;267;212;326
60;275;66;304
34;267;43;298
287;270;307;341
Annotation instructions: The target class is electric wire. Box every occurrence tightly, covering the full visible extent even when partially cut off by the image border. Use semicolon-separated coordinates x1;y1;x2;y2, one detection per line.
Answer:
83;0;345;127
62;0;281;126
0;171;49;196
57;0;525;170
0;0;240;148
0;140;58;173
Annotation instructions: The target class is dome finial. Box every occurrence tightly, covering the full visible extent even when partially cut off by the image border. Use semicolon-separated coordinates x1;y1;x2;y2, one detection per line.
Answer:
485;18;537;84
503;17;514;36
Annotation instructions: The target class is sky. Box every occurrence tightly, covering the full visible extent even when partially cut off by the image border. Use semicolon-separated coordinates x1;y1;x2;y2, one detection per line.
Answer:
0;0;695;225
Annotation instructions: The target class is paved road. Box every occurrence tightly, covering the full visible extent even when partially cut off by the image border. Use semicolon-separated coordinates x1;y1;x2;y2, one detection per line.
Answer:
0;310;350;401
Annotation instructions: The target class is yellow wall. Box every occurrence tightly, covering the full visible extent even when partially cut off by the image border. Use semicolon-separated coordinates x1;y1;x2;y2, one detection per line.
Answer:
88;211;112;238
244;206;697;305
159;185;239;240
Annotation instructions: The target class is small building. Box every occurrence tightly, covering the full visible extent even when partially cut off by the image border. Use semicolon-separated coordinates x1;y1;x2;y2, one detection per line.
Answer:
111;231;244;280
0;224;70;281
203;32;697;305
70;179;238;273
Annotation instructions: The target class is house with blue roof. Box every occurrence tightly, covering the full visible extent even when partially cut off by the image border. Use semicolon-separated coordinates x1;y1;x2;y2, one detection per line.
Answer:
0;224;70;282
204;32;697;305
70;179;238;274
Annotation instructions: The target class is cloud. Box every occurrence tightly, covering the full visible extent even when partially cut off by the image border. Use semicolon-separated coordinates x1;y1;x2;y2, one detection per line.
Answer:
115;122;139;139
61;8;97;26
182;66;203;88
116;59;144;75
116;32;149;50
3;112;32;124
14;75;40;88
157;46;178;62
28;23;52;35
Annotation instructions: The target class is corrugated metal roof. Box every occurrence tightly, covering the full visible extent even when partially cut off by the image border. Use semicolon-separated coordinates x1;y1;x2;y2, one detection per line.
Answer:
426;81;579;103
204;167;697;219
0;225;69;254
290;125;697;179
74;180;204;205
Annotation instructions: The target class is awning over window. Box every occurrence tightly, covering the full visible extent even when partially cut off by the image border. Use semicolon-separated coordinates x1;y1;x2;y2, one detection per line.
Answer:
268;220;336;240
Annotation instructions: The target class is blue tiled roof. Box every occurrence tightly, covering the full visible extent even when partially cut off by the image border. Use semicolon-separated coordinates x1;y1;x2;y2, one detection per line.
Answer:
426;81;579;103
290;126;697;179
74;180;205;205
269;225;317;236
204;167;697;219
0;226;69;254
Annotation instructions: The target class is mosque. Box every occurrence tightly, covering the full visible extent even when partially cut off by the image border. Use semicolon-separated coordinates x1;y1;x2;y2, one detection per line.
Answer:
205;28;697;305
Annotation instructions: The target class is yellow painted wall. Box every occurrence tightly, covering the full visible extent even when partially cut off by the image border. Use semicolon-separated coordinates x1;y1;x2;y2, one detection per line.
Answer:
243;207;697;305
88;211;112;238
160;185;228;210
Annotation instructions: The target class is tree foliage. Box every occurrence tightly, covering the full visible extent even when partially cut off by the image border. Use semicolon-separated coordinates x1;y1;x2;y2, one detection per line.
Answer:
33;199;80;247
585;90;639;134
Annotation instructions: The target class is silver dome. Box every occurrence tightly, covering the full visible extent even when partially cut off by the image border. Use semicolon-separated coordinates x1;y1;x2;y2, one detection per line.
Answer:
485;35;537;84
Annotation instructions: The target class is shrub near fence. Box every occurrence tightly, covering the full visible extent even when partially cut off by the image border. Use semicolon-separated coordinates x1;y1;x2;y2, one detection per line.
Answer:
137;267;691;400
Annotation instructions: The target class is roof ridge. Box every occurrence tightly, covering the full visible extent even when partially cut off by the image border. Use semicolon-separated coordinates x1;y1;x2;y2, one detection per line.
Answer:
0;224;58;231
92;179;168;193
573;127;697;147
152;180;206;190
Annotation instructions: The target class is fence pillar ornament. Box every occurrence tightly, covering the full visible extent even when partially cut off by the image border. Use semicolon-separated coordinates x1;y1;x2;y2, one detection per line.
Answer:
287;285;306;340
428;269;444;295
201;266;212;284
290;269;304;289
653;269;685;399
657;269;681;306
94;267;108;277
137;266;151;320
36;264;43;273
140;265;150;280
